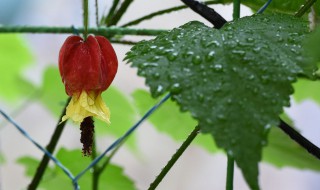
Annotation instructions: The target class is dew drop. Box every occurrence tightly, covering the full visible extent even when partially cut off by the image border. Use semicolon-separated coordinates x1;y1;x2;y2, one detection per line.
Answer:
246;37;254;42
170;83;182;94
231;50;246;56
167;52;179;61
213;64;223;72
192;55;202;65
206;51;216;61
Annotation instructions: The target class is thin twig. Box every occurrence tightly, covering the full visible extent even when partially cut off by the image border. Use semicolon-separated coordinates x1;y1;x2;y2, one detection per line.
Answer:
295;0;318;18
95;0;100;27
108;0;134;26
278;119;320;160
28;97;71;190
121;0;223;27
102;0;120;25
148;126;200;190
226;154;234;190
233;0;240;20
181;0;227;29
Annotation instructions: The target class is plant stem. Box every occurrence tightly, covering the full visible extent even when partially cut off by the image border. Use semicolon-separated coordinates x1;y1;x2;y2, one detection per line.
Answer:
91;136;99;190
28;97;71;190
0;26;165;36
181;0;227;29
233;0;240;20
108;0;134;26
121;0;223;27
279;119;320;159
148;125;200;190
96;139;125;174
102;0;120;25
95;0;99;27
226;154;234;190
83;0;89;40
295;0;317;18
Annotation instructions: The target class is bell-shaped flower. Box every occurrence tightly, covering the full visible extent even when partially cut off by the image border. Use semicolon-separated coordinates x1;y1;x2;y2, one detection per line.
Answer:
58;35;118;124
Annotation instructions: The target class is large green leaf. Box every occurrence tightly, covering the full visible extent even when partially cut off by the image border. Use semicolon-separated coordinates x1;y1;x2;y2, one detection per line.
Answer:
132;89;218;152
17;148;136;190
126;14;314;189
293;26;320;104
0;34;35;102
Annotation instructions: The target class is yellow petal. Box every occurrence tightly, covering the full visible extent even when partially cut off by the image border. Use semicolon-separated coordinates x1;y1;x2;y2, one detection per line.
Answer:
61;91;110;124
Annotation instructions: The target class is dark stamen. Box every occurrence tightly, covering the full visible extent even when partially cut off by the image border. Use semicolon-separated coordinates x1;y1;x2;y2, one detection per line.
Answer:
80;117;95;156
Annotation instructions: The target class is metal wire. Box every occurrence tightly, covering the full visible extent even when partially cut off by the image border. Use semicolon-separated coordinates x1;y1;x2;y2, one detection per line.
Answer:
0;93;171;189
257;0;272;14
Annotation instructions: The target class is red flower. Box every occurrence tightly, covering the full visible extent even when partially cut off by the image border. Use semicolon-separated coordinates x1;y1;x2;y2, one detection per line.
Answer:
58;35;118;124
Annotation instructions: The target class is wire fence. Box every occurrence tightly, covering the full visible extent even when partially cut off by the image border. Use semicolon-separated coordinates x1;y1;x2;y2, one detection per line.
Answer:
0;93;171;190
0;1;273;189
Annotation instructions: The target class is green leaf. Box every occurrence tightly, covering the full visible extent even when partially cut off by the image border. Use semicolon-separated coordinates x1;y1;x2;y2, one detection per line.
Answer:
304;26;320;63
0;34;35;102
17;148;136;190
40;66;68;116
95;86;138;148
293;27;320;104
293;79;320;104
132;89;218;152
126;14;314;189
0;153;5;164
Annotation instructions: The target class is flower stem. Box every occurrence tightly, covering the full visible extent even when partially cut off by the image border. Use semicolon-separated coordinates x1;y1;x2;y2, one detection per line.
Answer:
83;0;89;40
0;26;166;36
102;0;120;25
121;0;223;27
148;125;200;190
27;97;71;190
95;0;99;27
91;136;99;190
295;0;317;18
181;0;227;29
233;0;240;20
226;154;234;190
108;0;134;26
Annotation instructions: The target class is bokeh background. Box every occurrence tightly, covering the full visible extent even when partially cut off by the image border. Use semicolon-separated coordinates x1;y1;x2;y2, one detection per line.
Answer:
0;0;320;189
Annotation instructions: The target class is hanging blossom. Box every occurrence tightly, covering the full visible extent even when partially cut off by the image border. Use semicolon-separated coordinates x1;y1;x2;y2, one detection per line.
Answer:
59;35;118;125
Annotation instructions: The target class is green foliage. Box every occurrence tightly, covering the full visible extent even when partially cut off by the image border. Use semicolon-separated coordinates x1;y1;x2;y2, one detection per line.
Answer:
0;153;5;164
40;66;68;116
132;89;218;152
293;26;320;104
126;14;315;189
293;79;320;104
17;148;136;190
0;34;35;102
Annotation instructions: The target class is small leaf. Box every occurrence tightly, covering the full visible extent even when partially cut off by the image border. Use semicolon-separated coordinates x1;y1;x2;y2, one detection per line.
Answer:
40;66;68;116
0;153;5;164
126;14;315;189
0;34;35;102
132;89;218;152
95;86;139;148
293;79;320;104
